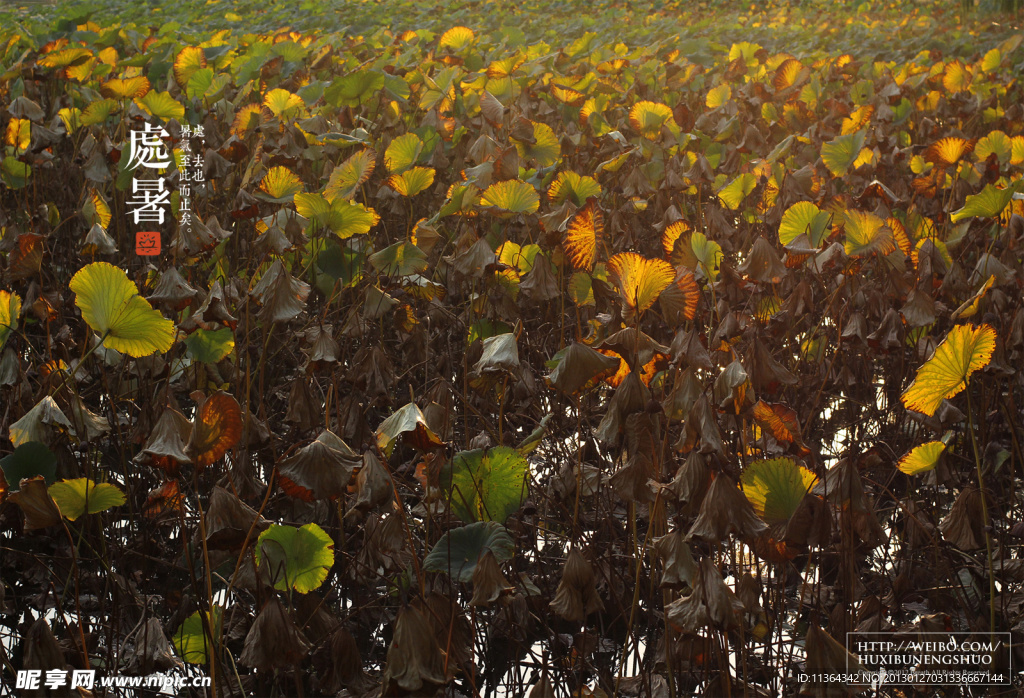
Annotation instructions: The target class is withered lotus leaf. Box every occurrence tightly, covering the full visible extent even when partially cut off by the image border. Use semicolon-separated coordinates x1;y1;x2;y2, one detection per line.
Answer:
147;267;200;310
470;550;514;607
939;486;985;550
381;605;448;695
546;342;621;394
375;401;444;456
139;408;193;473
277;433;360;501
687;474;769;542
203;486;269;550
666;557;744;632
9;476;62;531
653;530;698;588
240;597;312;670
549;548;604;623
188;391;242;468
124;618;183;675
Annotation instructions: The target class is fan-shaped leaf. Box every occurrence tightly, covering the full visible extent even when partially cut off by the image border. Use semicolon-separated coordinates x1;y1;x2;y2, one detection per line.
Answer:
174;607;223;664
741;458;817;524
183;327;234;364
174;46;207;87
821;130;866;177
718;173;756;210
898;440;946;475
901;324;996;416
70;262;174;357
49;478;125;521
630;100;675;138
690;232;723;282
384;133;423;174
101;76;150;99
564;199;602;271
843;210;894;256
950;182;1022;222
386;166;435;197
608;252;675;314
257;166;303;203
439;26;474;51
512;121;560;166
548;171;601;206
479;180;540;214
295;194;380;238
779;201;830;247
325;149;375;201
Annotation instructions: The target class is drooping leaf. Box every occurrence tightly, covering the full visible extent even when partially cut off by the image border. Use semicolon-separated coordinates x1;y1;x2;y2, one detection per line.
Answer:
70;262;175;357
255;523;334;594
295;194;380;238
376;402;444;456
423;521;514;582
689;232;723;282
48;478;125;521
440;447;529;523
901;324;997;416
385;166;435;197
740;458;817;524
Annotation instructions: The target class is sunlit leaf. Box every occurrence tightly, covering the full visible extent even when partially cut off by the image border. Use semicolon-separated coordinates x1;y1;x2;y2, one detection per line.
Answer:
898;440;946;475
629;100;675;138
70;262;174;357
100;76;150;99
376;402;443;456
564;199;602;271
479;180;540;214
256;522;334;593
925;137;973;167
779;201;830;247
384;133;423;174
706;84;731;109
438;26;474;51
950;182;1022;222
512;121;560;166
690;232;723;282
548;171;601;206
257;166;303;203
718;173;756;210
843;210;894;257
0;290;21;350
263;88;304;119
386;166;435;197
741;458;817;524
325;149;376;201
821;129;866;177
901;324;996;416
48;478;125;521
608;252;675;315
295;194;380;238
174;607;223;664
174;46;207;87
135;91;185;121
189;392;242;468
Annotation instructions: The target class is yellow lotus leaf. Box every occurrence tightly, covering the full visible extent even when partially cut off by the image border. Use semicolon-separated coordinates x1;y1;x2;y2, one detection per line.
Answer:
901;324;996;417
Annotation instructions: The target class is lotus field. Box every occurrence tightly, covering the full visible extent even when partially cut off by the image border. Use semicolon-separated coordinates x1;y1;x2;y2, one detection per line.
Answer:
1;0;1024;696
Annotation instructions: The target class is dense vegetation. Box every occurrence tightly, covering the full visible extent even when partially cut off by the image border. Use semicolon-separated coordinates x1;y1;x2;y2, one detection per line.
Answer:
1;1;1024;696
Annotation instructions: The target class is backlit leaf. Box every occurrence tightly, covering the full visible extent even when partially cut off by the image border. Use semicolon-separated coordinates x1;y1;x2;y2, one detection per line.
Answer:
898;440;946;475
0;290;21;350
49;478;125;521
950;182;1021;222
548;171;601;206
779;201;830;247
257;166;303;203
70;262;174;357
256;522;334;593
189;392;242;468
174;46;206;87
384;133;423;174
100;76;150;99
718;173;756;210
901;324;996;416
629;100;675;138
386;166;435;197
325;149;375;200
925;137;973;167
821;130;866;177
174;607;223;664
441;447;529;523
741;458;817;524
564;199;602;271
608;252;675;315
479;180;540;214
843;210;894;257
